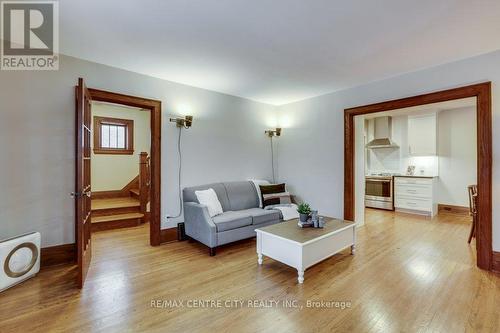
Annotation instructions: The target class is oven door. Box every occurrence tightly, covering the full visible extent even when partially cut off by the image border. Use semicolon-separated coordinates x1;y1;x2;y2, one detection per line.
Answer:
365;179;392;202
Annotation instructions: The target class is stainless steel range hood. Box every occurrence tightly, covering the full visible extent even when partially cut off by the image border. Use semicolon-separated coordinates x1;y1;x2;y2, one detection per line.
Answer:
366;116;399;149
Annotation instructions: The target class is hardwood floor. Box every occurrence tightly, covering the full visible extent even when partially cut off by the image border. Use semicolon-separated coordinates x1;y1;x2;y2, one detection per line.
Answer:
1;209;499;332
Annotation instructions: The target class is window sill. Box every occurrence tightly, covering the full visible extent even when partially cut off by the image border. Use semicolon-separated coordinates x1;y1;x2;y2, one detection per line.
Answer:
93;149;135;155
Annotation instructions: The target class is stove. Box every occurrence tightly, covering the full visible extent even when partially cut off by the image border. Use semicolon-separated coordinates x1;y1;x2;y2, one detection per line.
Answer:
365;172;399;210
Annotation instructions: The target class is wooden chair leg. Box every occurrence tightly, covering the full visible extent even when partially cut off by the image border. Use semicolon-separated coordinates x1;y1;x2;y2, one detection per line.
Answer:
468;218;476;244
209;247;216;256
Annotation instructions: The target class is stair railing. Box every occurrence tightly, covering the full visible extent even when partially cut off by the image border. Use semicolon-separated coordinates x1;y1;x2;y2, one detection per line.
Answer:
139;152;151;216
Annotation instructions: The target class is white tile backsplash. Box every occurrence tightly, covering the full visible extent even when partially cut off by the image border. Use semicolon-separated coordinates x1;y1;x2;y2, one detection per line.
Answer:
368;148;401;173
405;156;439;176
366;115;438;176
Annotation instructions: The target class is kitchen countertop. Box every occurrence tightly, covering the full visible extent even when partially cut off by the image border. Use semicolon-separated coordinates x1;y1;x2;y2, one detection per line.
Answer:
394;175;438;178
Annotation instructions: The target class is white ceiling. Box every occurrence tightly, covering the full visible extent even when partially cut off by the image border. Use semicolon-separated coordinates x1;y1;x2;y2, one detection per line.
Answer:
60;0;500;105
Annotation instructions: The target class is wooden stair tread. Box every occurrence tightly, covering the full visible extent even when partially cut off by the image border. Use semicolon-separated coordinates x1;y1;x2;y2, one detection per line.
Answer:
130;189;140;196
92;212;144;223
92;197;140;210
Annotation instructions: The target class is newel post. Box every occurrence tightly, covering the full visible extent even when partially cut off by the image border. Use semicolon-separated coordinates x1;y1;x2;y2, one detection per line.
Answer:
139;152;150;216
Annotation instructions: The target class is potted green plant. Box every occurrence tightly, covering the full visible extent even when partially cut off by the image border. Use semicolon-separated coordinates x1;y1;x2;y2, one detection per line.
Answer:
297;203;311;223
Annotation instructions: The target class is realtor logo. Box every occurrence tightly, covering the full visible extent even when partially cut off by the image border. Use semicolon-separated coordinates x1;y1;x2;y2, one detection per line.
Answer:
1;1;59;70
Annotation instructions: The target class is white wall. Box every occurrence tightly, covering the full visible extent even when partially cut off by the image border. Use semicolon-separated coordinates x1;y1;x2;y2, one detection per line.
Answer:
91;103;151;192
277;50;500;251
437;107;477;206
0;55;276;247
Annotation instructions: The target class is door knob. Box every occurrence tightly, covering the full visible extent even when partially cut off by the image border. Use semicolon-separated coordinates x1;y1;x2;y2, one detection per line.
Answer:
71;191;91;198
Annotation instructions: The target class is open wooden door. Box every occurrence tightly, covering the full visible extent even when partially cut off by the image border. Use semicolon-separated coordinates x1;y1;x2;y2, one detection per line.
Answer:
74;78;92;288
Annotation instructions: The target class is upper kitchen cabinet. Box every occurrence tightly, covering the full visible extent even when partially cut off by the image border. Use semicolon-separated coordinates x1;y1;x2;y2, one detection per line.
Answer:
408;113;437;156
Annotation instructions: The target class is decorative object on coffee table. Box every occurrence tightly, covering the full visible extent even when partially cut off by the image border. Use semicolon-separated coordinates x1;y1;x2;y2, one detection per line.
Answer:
297;203;311;223
298;219;314;228
298;208;326;229
318;216;325;228
311;210;319;227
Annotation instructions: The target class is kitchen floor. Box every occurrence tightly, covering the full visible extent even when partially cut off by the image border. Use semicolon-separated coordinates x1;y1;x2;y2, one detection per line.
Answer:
365;206;467;224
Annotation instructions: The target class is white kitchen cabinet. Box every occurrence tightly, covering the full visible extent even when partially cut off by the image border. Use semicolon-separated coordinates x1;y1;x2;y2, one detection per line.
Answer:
408;114;437;156
394;176;437;217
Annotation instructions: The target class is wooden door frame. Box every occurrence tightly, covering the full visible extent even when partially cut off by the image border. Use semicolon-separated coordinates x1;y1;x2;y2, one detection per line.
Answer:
87;88;162;246
344;82;492;270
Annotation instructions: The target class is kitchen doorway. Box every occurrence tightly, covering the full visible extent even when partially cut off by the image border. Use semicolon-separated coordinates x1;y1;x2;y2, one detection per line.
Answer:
344;82;492;271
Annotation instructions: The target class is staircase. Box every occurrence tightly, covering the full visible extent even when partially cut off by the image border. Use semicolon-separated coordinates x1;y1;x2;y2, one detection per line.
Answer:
91;197;143;232
91;152;151;232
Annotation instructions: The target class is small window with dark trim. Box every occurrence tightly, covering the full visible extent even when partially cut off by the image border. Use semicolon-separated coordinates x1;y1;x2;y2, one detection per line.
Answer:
93;116;134;155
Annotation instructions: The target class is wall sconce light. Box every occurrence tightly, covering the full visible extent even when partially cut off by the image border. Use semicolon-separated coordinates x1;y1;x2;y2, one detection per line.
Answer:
167;114;193;221
170;115;193;129
265;127;282;137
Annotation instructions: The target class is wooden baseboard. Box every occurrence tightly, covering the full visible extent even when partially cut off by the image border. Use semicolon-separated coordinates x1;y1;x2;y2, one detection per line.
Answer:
438;204;469;215
160;227;177;243
492;251;500;274
41;243;76;268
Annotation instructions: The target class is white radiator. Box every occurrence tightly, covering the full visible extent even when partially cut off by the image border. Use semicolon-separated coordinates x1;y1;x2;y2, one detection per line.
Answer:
0;232;41;292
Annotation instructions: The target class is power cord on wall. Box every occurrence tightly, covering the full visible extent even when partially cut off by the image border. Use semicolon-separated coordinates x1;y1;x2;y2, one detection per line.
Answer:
265;127;281;184
169;127;183;219
270;136;276;183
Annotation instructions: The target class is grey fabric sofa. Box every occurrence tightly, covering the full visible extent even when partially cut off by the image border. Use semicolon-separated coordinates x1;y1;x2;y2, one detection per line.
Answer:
183;181;281;256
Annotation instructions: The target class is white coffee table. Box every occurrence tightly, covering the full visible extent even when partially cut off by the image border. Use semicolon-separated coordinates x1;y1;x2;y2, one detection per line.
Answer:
256;217;356;283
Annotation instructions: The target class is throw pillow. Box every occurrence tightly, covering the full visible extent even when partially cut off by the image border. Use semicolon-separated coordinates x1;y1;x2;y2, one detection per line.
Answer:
259;183;290;207
262;192;292;206
195;188;223;217
249;179;270;208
